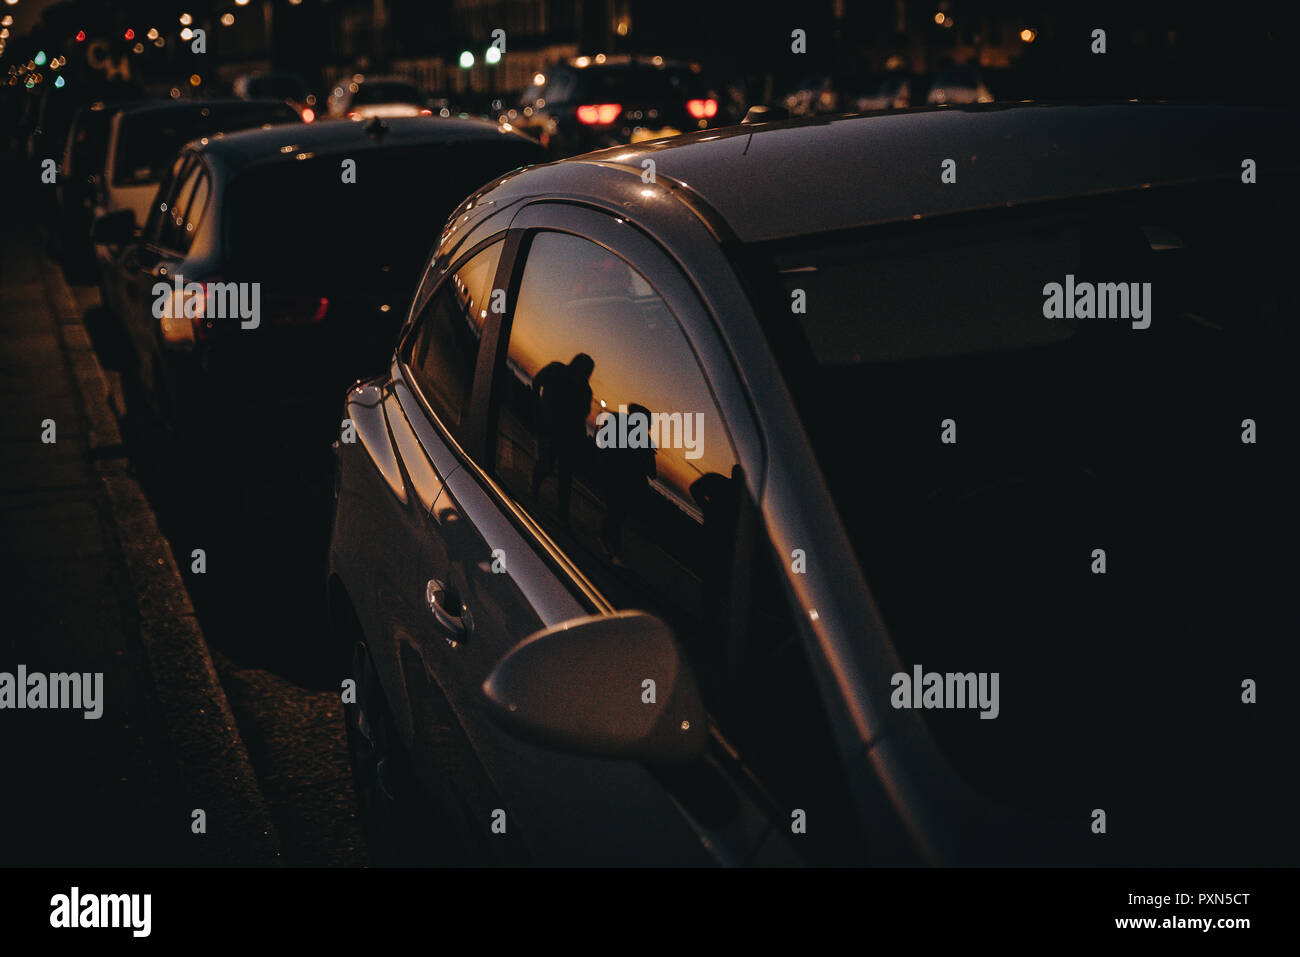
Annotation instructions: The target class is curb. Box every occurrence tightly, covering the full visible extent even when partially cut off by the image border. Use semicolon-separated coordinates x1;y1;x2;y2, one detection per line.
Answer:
41;256;283;866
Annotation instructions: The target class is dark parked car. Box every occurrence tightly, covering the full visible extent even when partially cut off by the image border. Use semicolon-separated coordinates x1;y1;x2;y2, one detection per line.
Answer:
92;98;304;316
510;55;726;157
232;71;318;123
101;116;546;440
326;104;1298;866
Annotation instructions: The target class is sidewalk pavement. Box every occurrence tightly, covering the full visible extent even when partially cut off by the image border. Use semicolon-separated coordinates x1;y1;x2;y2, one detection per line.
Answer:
0;224;281;866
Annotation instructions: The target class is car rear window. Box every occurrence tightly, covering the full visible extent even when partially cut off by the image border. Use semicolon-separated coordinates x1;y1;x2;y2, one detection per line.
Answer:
113;103;300;186
574;67;699;103
226;140;542;276
351;82;421;106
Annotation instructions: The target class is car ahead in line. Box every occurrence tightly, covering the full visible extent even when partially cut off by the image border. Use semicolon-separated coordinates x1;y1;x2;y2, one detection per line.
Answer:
509;55;727;158
98;116;545;443
327;75;429;120
326;103;1299;866
925;64;994;104
780;75;840;116
855;72;931;111
91;98;303;314
232;71;319;123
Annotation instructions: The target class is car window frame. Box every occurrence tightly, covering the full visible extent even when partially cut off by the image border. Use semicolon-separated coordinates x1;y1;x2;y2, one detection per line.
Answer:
405;200;764;625
142;152;195;251
163;159;211;256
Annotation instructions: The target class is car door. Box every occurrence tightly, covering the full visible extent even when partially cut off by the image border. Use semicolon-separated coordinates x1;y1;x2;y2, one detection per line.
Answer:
389;202;814;865
121;154;211;398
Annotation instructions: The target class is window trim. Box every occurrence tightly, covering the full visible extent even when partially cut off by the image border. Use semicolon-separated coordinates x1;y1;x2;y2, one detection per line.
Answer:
141;152;194;252
396;232;510;462
479;207;761;621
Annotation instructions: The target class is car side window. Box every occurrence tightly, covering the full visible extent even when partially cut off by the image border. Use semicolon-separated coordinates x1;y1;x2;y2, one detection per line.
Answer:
491;231;742;705
175;168;210;254
402;241;503;443
142;154;190;248
161;163;203;253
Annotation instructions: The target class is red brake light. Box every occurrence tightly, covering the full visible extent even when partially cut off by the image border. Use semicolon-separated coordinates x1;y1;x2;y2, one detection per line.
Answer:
419;108;433;115
184;283;328;341
576;103;622;125
686;98;718;120
75;30;86;43
301;107;315;123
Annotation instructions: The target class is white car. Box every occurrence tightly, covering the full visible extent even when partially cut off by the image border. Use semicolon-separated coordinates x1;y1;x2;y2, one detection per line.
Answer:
926;66;994;105
326;75;429;120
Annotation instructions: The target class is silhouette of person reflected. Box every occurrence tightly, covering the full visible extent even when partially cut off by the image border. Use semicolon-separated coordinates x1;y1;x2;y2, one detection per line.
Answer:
597;402;658;566
530;353;595;524
691;465;743;618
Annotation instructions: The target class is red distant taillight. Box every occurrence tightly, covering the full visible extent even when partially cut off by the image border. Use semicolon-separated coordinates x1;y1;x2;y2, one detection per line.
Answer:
346;110;360;119
301;107;315;123
419;108;433;116
263;293;329;328
183;284;328;341
576;103;622;125
686;98;718;120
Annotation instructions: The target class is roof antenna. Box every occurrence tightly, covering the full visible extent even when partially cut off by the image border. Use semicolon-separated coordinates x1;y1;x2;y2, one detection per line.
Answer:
365;117;389;139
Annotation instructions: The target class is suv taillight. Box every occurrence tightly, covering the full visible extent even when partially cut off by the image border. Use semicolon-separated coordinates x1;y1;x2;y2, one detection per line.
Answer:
686;98;718;120
576;103;622;125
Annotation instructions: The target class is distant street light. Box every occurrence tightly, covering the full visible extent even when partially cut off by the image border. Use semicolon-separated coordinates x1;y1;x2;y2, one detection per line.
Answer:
485;46;501;65
459;50;474;69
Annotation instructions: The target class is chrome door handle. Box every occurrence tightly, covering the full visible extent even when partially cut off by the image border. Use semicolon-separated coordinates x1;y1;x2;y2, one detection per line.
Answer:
426;579;472;645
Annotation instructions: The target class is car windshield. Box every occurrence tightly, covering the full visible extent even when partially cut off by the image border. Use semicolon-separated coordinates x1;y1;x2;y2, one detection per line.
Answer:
227;141;541;280
243;75;309;101
113;103;299;186
352;81;421;105
756;178;1298;848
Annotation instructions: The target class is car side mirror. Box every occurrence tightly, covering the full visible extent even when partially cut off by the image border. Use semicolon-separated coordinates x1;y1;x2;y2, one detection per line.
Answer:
482;610;708;764
92;208;135;245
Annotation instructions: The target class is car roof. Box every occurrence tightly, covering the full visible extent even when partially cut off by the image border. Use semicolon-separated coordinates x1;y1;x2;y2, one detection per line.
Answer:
189;116;542;171
551;102;1300;243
